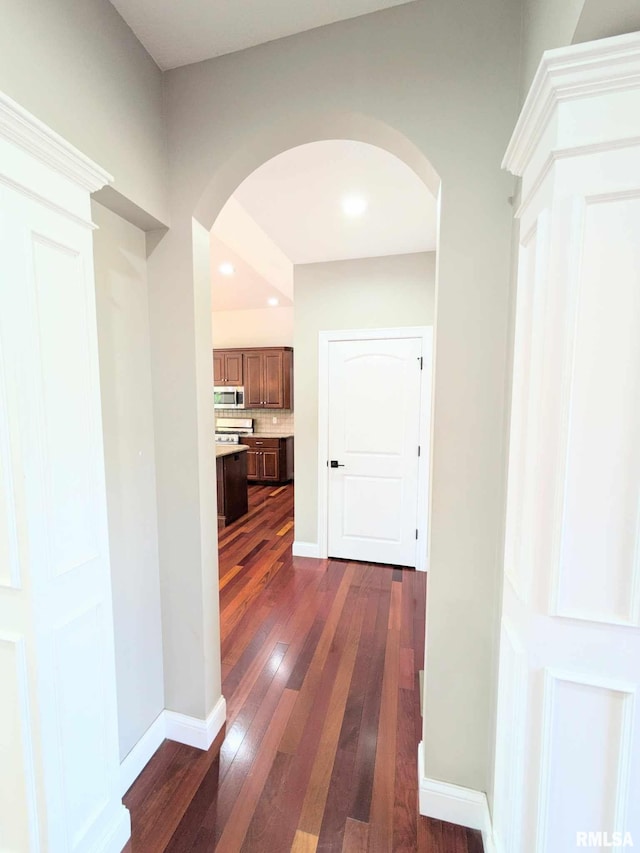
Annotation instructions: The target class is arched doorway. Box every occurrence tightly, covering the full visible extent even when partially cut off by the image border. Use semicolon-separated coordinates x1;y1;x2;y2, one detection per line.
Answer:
175;110;442;750
208;137;438;569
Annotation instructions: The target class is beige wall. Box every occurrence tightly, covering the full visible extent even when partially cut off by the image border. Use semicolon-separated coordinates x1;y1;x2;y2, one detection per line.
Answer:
212;307;294;348
149;0;522;795
92;201;164;760
0;0;168;225
520;0;586;93
294;252;435;544
574;0;640;45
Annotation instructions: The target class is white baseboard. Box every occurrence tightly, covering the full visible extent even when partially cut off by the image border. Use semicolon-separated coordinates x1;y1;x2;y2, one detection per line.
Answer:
418;742;492;836
120;711;167;795
96;805;131;853
292;540;321;558
165;695;227;751
119;696;227;795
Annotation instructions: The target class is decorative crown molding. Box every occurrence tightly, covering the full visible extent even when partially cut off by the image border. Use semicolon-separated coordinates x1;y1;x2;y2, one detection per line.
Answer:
0;92;112;192
503;30;640;177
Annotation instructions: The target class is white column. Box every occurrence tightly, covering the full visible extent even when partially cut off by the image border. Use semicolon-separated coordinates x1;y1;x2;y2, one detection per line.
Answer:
0;94;130;852
494;33;640;853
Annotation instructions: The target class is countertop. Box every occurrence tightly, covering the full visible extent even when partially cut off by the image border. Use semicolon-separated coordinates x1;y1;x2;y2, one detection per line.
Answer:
247;433;294;439
215;444;249;458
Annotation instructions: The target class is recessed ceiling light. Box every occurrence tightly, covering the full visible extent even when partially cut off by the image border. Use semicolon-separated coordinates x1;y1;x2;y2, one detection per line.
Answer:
218;262;235;276
342;195;367;217
267;297;279;307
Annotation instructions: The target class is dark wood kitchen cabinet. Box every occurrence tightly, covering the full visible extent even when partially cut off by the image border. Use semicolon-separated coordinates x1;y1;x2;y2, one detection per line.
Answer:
242;436;294;484
213;350;244;386
244;348;293;409
216;448;248;525
213;346;292;408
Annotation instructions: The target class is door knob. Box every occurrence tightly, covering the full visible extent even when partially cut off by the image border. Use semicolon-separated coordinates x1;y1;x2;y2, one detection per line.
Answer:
330;460;345;468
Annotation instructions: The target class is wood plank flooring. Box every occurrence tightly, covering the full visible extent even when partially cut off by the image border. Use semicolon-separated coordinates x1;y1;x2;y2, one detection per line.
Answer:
123;484;483;852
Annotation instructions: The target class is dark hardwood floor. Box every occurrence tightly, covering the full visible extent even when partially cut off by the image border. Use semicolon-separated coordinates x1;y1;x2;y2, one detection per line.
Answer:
123;484;483;852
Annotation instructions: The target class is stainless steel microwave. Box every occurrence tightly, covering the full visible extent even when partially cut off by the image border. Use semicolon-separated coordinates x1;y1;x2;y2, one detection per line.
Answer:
214;386;245;409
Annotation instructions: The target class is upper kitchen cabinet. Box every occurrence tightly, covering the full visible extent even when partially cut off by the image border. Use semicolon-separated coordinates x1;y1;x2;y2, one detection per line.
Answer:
244;347;293;409
213;350;244;386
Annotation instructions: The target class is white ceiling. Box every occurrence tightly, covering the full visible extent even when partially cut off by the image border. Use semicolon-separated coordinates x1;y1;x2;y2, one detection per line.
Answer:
109;0;417;70
233;140;437;265
213;197;293;302
211;140;437;311
210;235;292;312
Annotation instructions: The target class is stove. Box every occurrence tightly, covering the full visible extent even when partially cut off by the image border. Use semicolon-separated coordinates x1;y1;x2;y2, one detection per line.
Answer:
215;417;254;444
215;433;241;444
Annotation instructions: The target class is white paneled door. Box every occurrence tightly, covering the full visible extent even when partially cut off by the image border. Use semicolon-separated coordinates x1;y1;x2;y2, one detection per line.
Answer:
494;34;640;853
327;337;422;567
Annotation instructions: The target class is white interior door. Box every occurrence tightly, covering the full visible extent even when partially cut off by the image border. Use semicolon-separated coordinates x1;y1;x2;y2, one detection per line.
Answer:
327;337;422;567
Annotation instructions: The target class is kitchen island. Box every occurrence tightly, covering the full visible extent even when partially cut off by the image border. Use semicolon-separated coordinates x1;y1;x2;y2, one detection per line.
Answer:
216;444;249;526
241;435;294;484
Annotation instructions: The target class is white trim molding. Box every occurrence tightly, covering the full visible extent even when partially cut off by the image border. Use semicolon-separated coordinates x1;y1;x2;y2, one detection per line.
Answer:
0;91;113;192
418;743;494;843
119;712;167;796
165;695;227;751
503;30;640;177
94;809;132;853
292;541;321;559
119;696;227;795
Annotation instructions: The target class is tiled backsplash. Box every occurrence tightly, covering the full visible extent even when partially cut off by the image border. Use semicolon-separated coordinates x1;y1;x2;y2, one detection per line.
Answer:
215;408;295;436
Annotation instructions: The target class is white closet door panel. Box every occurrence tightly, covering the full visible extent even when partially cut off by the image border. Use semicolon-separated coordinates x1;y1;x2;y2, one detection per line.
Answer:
0;203;22;592
0;91;129;853
536;672;635;853
503;211;550;604
553;195;640;626
30;234;100;578
496;34;640;853
0;636;38;852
